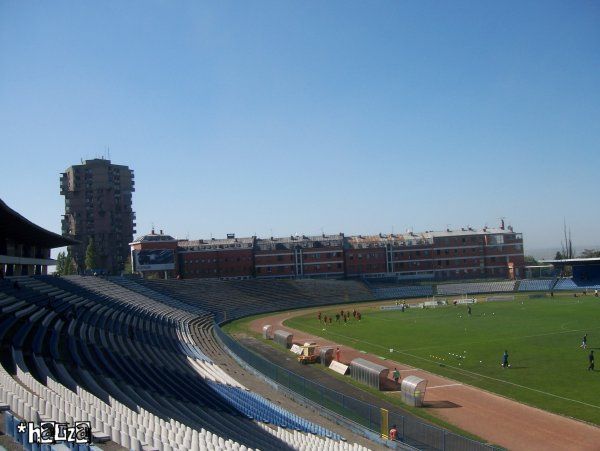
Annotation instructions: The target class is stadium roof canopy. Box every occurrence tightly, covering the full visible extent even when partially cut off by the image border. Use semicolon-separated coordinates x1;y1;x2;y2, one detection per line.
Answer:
0;198;77;248
540;258;600;266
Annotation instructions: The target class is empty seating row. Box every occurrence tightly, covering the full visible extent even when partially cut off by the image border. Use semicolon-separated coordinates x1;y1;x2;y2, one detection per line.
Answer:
207;381;341;439
1;277;367;450
0;361;258;450
553;278;600;290
371;285;434;299
517;279;555;291
125;277;374;321
436;281;516;295
0;278;292;450
257;423;371;451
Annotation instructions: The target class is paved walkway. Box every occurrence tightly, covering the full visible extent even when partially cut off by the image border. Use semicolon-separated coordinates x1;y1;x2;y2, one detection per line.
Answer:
250;306;600;451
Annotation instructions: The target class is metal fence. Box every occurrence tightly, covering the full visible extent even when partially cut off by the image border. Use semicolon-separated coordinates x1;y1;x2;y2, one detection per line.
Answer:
215;325;499;451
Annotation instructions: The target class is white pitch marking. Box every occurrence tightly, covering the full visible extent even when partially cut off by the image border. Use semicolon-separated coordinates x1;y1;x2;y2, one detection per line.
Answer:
427;383;463;389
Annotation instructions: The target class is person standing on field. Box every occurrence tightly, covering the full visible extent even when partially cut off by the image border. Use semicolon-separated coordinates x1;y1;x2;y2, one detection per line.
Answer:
581;333;588;349
588;350;595;371
502;350;509;368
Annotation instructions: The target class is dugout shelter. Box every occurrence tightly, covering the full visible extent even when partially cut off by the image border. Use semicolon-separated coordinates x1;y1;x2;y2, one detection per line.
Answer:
349;358;389;390
401;376;428;407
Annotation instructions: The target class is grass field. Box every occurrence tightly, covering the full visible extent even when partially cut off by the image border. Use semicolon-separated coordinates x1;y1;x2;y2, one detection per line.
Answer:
283;293;600;425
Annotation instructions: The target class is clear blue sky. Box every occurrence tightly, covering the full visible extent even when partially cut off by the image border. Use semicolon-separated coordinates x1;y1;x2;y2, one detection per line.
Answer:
1;1;599;256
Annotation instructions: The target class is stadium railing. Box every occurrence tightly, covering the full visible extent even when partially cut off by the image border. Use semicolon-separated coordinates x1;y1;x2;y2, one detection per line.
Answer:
214;325;500;451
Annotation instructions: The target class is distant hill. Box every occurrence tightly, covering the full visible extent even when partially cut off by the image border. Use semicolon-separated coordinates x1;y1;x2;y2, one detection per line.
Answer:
526;245;600;260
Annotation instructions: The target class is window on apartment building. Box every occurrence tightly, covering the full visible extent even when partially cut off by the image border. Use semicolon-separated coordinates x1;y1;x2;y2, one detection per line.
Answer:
446;260;450;265
267;267;272;273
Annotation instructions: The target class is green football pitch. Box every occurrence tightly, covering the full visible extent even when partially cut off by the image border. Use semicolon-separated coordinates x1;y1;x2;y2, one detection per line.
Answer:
283;293;600;425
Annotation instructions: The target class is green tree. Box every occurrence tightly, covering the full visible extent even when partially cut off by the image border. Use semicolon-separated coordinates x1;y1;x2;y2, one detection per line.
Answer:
84;238;98;272
55;250;76;275
579;249;600;258
555;251;564;260
524;255;539;265
55;252;65;275
123;255;133;274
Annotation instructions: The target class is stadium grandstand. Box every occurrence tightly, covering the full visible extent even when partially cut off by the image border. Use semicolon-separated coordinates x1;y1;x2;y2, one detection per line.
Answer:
541;257;600;291
125;276;374;322
0;198;77;277
0;274;373;450
366;282;435;300
1;200;378;450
